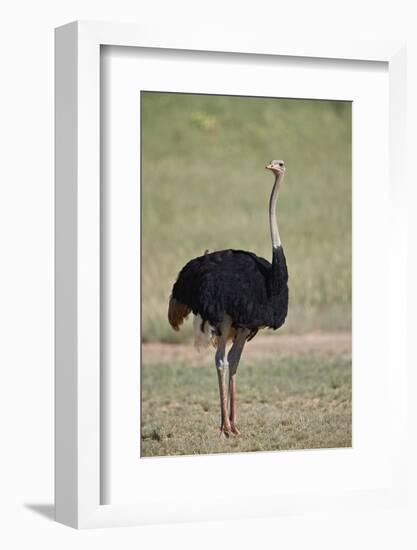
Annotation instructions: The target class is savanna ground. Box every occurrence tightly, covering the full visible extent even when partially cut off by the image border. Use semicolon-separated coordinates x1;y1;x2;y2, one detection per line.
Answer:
141;333;352;456
141;92;352;457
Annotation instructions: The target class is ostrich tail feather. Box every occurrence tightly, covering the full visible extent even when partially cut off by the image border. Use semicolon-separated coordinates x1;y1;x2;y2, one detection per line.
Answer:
168;297;191;331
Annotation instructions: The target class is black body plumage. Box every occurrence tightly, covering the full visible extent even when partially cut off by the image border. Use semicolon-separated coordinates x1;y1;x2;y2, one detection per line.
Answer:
170;247;288;336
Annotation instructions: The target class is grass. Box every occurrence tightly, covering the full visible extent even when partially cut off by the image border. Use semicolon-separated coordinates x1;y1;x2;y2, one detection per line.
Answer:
141;350;352;457
141;92;352;343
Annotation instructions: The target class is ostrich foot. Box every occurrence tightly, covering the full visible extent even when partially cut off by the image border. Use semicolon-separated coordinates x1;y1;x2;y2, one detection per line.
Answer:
219;422;233;437
220;422;242;437
230;423;242;436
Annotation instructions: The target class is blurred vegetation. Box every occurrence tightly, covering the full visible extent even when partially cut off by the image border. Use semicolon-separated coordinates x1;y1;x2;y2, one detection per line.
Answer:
141;92;351;342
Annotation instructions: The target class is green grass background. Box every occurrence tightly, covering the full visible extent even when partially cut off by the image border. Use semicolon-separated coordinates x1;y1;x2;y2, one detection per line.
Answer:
141;92;352;343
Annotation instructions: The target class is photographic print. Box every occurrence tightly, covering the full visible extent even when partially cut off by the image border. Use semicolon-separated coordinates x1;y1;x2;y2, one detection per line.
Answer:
140;91;352;457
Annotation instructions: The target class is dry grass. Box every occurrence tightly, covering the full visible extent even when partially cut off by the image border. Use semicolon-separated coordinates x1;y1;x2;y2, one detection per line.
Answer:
141;337;351;457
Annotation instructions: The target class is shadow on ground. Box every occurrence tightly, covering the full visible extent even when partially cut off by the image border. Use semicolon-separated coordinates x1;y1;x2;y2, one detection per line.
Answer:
24;503;55;521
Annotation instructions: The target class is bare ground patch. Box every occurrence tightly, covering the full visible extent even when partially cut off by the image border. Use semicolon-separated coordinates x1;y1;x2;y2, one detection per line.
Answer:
142;331;351;366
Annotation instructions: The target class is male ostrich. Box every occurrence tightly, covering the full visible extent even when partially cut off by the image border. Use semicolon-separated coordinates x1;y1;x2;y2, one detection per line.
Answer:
168;160;288;436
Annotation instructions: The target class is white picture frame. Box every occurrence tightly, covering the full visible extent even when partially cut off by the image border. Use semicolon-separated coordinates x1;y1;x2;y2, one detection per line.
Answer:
55;21;407;529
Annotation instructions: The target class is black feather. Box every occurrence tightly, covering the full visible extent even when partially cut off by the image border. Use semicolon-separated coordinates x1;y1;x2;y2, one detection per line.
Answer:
170;247;288;334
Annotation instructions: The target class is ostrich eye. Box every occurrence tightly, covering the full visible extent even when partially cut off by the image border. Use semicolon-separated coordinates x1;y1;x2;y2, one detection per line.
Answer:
279;162;284;167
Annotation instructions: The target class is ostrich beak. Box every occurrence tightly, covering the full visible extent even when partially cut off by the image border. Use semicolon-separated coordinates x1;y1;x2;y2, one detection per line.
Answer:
265;164;273;170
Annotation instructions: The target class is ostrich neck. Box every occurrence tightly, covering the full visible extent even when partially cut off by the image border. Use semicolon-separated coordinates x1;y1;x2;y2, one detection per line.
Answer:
269;173;283;249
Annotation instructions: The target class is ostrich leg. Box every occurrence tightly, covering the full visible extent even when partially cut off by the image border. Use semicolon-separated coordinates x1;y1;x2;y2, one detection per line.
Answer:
215;317;232;436
227;328;250;436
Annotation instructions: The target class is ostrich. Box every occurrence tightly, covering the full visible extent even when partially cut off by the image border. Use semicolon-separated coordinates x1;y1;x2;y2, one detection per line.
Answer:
168;160;288;436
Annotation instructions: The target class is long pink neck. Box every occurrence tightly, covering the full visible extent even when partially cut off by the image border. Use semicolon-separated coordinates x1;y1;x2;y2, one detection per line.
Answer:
269;172;284;249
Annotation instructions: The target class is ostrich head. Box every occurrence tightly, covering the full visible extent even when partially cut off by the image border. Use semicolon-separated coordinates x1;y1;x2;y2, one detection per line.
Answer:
265;160;286;176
